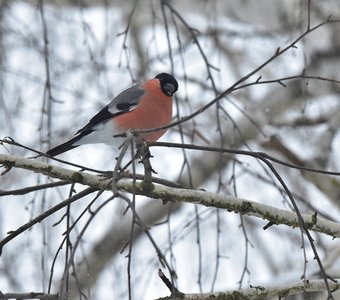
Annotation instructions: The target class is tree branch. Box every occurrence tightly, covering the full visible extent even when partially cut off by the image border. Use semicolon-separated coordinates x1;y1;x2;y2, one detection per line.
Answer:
156;279;340;300
1;154;340;240
0;292;58;300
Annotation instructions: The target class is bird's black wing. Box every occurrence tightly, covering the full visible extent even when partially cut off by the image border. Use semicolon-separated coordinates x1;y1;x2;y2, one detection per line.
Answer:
46;84;145;157
76;83;145;135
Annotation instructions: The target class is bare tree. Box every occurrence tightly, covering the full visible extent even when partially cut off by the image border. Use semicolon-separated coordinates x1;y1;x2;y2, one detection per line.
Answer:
1;1;340;300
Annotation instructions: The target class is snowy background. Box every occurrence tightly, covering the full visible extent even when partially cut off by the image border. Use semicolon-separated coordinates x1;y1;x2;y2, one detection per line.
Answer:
0;1;340;299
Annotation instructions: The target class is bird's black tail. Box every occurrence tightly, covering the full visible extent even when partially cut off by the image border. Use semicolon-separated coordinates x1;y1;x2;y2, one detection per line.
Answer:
46;136;81;157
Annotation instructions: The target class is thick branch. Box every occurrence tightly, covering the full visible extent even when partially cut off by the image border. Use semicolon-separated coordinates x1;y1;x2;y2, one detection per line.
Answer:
1;154;340;238
157;279;340;300
0;292;58;300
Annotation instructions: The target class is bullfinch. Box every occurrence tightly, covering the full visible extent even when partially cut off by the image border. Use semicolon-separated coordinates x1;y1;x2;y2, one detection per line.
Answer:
46;73;178;156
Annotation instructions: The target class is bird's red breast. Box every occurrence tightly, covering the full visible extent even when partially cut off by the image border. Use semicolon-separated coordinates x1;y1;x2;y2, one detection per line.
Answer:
113;78;173;141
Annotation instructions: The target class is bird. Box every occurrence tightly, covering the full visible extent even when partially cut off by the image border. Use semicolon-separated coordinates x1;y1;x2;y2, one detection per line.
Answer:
46;73;178;157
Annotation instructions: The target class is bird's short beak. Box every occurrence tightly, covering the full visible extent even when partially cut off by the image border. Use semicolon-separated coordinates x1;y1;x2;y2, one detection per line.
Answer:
163;83;176;96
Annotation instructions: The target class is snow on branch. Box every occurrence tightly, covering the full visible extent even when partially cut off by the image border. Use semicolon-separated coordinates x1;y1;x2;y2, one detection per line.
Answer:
158;279;340;300
1;154;340;238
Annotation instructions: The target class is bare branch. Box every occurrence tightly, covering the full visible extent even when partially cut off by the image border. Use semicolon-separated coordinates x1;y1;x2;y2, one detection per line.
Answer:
156;279;340;300
1;154;339;241
0;292;58;300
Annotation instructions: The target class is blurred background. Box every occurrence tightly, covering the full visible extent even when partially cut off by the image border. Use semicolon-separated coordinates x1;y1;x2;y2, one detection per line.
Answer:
0;1;340;299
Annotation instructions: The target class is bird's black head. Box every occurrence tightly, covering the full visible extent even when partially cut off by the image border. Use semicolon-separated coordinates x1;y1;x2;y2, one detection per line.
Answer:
155;73;179;96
